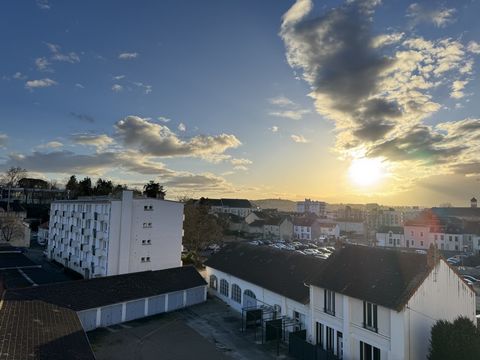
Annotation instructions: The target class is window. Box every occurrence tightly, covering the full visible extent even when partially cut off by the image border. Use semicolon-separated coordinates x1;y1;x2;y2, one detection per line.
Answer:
420;232;423;237
141;257;151;263
455;236;458;242
141;239;152;245
363;301;378;332
324;289;335;316
144;205;153;211
449;236;452;241
326;326;334;352
209;275;218;290
440;235;444;241
231;284;241;303
434;234;438;241
316;322;324;347
389;238;393;244
220;279;229;297
360;342;380;360
244;289;256;300
420;241;424;246
143;222;152;228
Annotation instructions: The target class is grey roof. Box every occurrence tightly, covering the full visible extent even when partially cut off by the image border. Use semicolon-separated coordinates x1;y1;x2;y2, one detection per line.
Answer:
431;207;480;219
220;198;252;208
7;266;206;311
377;226;404;235
205;243;325;304
309;245;434;311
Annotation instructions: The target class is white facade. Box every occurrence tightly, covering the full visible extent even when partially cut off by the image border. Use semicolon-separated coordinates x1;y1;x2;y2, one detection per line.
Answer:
294;224;313;240
404;225;466;251
309;260;476;360
47;191;183;278
319;223;340;238
376;231;405;247
297;199;326;217
205;267;311;338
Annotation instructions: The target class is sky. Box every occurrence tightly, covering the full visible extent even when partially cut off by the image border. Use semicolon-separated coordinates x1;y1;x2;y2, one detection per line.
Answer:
1;0;480;206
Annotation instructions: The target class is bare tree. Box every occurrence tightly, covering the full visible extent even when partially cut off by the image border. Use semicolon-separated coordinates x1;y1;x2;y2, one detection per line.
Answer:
0;217;25;243
0;167;27;212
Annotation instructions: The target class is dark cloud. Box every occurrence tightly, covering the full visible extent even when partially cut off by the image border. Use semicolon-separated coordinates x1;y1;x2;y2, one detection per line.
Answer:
70;112;95;123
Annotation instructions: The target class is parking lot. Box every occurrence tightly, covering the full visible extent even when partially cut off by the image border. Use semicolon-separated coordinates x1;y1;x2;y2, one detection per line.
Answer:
89;297;294;360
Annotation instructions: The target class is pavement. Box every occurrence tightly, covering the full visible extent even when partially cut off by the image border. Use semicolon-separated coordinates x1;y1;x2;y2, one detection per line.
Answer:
88;298;294;360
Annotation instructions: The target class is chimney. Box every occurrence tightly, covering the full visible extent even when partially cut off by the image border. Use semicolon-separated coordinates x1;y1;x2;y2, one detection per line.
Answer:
471;197;477;208
427;243;439;268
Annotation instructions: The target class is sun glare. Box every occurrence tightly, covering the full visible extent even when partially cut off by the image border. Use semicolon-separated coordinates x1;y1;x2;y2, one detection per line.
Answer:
348;158;384;187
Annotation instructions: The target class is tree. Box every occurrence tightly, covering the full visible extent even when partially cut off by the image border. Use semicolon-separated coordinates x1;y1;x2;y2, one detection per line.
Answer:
143;181;166;199
65;175;79;199
94;178;114;196
0;217;25;243
428;317;480;360
77;177;93;197
183;202;223;259
0;167;27;212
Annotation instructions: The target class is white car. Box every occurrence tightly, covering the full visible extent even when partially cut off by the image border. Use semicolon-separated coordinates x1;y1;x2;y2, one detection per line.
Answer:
462;275;479;283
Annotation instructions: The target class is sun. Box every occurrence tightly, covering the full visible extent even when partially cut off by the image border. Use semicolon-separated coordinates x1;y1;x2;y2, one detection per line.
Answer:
348;158;384;187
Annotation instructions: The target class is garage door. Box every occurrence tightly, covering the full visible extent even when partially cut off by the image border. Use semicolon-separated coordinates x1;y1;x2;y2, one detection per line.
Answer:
77;309;98;331
125;299;145;322
147;295;166;316
185;287;205;306
167;291;184;312
100;304;123;327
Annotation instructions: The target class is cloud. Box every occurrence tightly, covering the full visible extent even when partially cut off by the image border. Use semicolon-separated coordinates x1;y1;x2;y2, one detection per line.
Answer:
113;75;126;80
25;78;57;90
406;3;456;28
270;126;279;133
269;96;295;107
291;134;309;143
70;112;94;123
178;123;186;132
45;43;80;63
71;134;114;150
75;83;84;89
118;52;139;60
112;84;123;92
38;141;63;149
467;41;480;54
35;57;52;72
157;116;171;123
133;82;152;94
12;72;27;80
0;133;8;148
36;0;50;10
269;109;310;120
115;116;241;160
280;0;479;193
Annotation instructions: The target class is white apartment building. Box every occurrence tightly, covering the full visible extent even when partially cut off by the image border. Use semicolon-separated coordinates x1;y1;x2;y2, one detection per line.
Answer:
47;190;183;279
293;218;316;241
375;227;405;247
308;246;476;360
297;199;326;217
318;222;340;239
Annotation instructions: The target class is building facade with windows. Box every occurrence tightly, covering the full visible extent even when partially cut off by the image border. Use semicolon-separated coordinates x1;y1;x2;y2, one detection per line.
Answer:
47;190;183;278
205;243;326;339
375;227;405;247
308;246;476;360
297;199;326;217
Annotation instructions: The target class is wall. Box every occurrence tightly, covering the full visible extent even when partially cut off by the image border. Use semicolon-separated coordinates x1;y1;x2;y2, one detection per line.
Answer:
404;260;476;360
206;267;311;338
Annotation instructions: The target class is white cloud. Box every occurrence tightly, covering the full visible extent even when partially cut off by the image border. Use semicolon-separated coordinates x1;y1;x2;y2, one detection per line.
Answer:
113;75;126;80
36;0;50;10
178;123;186;132
45;43;80;63
406;3;456;28
450;80;468;99
112;84;123;92
118;52;139;60
38;141;63;149
25;78;57;90
467;41;480;54
269;109;310;120
35;57;52;72
12;72;27;80
75;83;84;89
158;116;171;123
71;134;114;150
271;126;279;133
372;32;404;48
269;95;295;107
291;134;309;143
133;82;152;94
115;116;241;161
230;158;252;166
0;133;8;148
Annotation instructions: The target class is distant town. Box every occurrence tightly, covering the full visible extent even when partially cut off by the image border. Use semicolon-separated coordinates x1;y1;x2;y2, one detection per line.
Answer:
0;170;479;359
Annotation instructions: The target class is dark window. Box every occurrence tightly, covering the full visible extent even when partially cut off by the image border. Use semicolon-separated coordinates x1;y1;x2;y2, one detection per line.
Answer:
316;322;324;347
363;301;378;332
209;275;218;290
326;326;334;352
231;284;241;303
324;289;335;316
360;341;380;360
220;279;229;297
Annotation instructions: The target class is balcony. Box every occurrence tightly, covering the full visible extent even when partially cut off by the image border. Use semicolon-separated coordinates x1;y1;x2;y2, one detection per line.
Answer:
96;248;107;258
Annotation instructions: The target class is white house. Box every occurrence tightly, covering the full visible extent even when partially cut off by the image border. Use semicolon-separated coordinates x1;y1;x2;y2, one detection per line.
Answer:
37;221;49;245
297;199;326;217
199;198;253;218
293;217;317;241
318;222;340;239
375;226;405;247
263;216;293;241
47;190;183;279
308;245;476;360
205;243;326;339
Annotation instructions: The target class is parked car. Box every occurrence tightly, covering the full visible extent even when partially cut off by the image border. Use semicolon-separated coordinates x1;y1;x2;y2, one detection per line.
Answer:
462;275;480;283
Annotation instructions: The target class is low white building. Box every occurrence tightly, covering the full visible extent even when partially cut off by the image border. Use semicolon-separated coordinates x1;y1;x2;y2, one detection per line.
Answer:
205;243;326;338
199;198;253;218
293;217;316;241
37;221;49;245
318;222;340;239
308;246;476;360
375;226;405;247
297;199;326;217
47;190;183;278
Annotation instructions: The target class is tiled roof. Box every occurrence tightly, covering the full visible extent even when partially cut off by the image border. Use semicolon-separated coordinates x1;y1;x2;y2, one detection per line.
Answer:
293;217;316;227
205;243;325;303
309;245;433;311
7;266;206;311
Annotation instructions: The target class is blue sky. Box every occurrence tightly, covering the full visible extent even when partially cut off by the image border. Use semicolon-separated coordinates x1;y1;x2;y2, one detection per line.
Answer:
1;0;480;206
